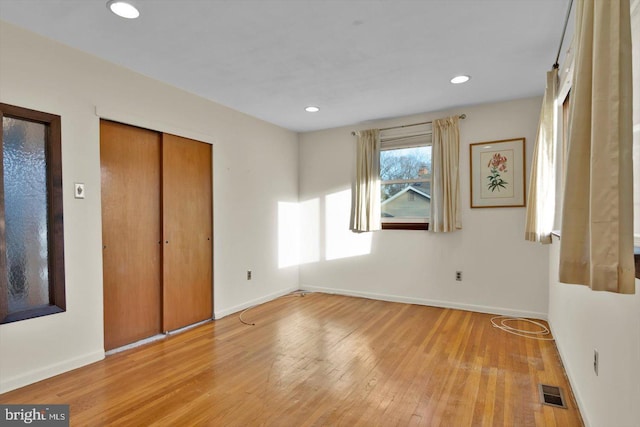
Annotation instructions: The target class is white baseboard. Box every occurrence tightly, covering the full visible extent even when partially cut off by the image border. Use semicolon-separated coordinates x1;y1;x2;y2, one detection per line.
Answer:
214;286;299;319
0;350;104;394
301;285;548;320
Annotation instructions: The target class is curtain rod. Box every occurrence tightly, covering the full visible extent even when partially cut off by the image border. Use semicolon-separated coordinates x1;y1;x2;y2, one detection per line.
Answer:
553;0;574;69
350;114;466;136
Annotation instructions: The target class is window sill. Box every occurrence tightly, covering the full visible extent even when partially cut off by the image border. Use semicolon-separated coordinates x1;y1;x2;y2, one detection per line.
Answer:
0;304;65;324
382;222;429;231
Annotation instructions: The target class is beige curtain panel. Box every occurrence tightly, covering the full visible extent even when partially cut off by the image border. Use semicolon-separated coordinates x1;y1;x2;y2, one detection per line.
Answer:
525;68;558;244
430;116;462;232
350;129;382;232
560;0;635;294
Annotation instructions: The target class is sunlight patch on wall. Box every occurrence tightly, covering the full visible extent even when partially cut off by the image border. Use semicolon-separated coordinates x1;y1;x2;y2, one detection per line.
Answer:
299;198;321;265
278;198;320;268
325;189;372;261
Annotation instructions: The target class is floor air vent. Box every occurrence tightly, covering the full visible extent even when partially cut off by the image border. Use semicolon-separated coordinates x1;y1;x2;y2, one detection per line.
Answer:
538;384;567;408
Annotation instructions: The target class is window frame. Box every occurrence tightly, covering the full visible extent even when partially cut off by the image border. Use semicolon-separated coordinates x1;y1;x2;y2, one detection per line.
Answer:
0;103;66;324
379;127;432;231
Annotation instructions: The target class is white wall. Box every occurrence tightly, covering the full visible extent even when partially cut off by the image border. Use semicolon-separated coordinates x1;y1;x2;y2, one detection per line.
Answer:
0;21;299;393
298;97;549;318
548;244;640;427
546;2;640;426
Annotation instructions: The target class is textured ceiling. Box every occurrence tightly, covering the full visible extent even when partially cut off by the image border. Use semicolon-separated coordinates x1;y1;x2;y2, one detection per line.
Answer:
0;0;572;132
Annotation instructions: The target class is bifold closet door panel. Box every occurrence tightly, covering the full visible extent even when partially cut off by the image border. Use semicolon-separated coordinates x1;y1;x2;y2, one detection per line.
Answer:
100;120;162;351
162;133;213;332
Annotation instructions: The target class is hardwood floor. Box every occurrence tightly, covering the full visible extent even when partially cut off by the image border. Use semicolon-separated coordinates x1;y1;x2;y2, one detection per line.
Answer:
0;293;583;426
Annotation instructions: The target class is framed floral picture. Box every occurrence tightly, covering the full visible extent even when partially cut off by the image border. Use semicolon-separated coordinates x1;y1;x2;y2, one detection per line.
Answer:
469;137;525;208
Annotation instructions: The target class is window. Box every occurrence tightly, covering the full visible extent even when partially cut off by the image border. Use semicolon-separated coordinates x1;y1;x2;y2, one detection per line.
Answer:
0;103;66;324
554;38;574;233
380;124;432;230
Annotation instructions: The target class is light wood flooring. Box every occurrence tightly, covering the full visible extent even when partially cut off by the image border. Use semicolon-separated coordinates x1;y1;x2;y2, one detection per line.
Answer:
0;293;583;426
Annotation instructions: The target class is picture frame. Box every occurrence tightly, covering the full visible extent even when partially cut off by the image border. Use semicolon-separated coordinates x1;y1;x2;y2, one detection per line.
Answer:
469;137;526;208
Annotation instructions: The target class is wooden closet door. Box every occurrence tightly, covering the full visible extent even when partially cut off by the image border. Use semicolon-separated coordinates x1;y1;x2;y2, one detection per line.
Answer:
162;133;213;332
100;120;162;351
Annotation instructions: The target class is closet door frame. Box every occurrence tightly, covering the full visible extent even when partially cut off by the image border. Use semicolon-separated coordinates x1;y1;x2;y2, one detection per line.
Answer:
100;119;214;349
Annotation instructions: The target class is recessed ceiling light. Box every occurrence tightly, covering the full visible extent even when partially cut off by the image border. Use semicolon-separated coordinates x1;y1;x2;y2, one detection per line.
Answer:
305;106;320;113
107;1;140;19
450;75;471;84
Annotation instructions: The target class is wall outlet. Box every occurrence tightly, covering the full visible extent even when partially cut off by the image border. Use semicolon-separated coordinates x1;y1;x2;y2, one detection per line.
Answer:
247;270;252;280
455;271;462;281
593;349;599;376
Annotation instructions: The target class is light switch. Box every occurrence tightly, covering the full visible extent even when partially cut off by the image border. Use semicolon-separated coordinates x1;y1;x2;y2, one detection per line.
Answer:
74;183;85;199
